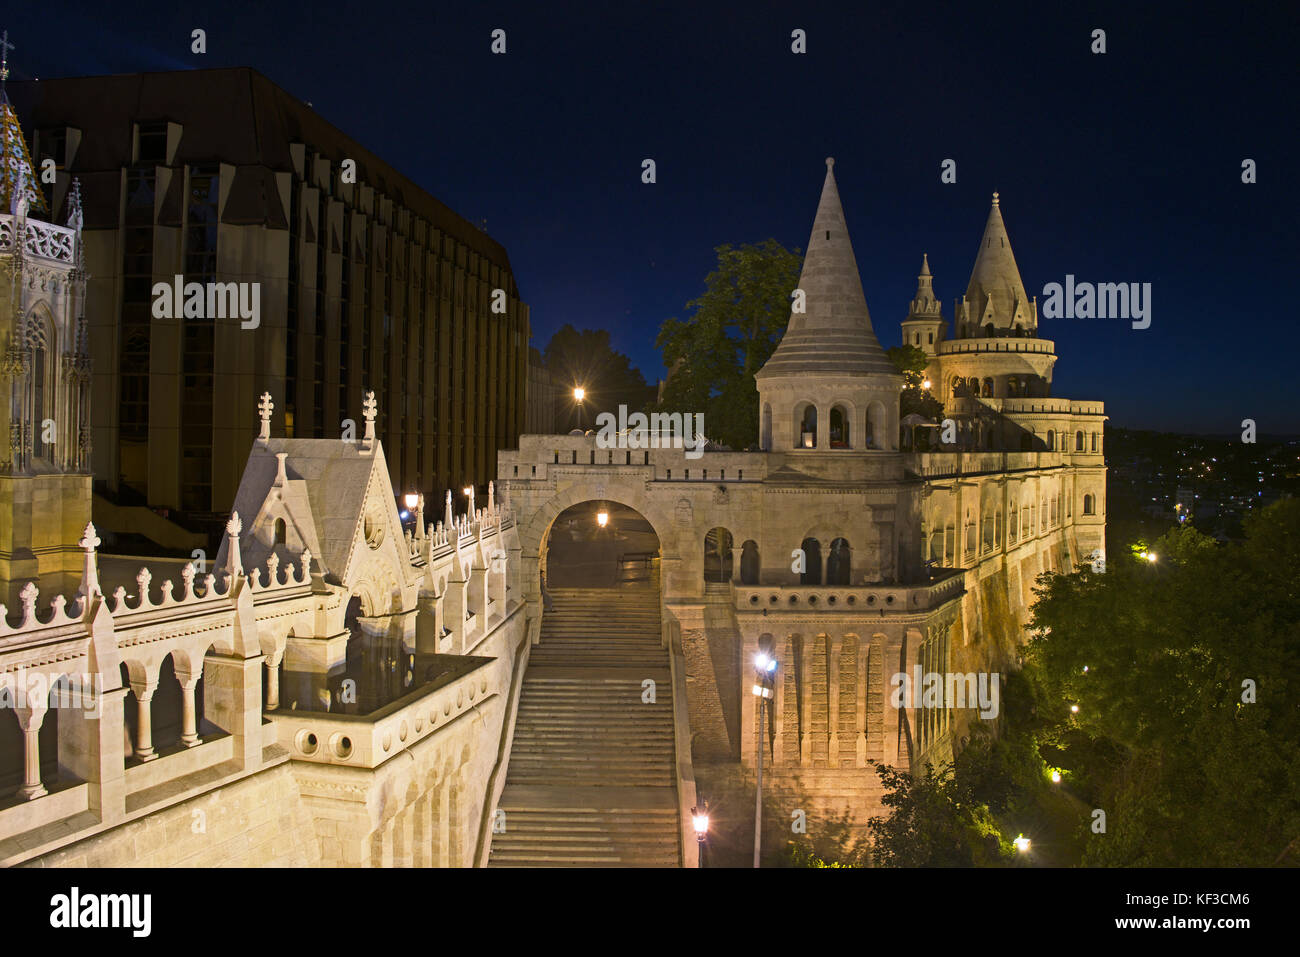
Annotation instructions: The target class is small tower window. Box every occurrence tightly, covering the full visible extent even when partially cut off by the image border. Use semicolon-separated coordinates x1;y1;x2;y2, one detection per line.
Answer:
274;518;287;544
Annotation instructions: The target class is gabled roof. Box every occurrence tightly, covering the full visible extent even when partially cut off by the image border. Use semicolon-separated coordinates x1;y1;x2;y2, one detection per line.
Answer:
756;158;897;380
223;438;393;585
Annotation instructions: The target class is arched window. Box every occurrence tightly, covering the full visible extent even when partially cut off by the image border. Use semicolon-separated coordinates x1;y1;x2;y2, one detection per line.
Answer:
967;377;979;397
740;540;760;585
761;404;772;451
951;375;964;397
927;332;934;345
827;538;851;585
913;332;920;345
1020;430;1035;452
274;518;287;544
798;405;817;449
1091;432;1098;453
1075;430;1085;451
1083;494;1095;515
704;528;734;583
1046;429;1055;450
984;323;994;338
1013;323;1022;336
799;538;822;585
982;377;994;397
829;405;850;448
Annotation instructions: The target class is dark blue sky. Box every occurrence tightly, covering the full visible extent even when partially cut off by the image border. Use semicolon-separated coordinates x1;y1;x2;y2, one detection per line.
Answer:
9;0;1298;432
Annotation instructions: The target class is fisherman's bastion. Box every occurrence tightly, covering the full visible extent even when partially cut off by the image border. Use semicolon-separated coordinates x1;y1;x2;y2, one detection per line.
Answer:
0;137;1106;865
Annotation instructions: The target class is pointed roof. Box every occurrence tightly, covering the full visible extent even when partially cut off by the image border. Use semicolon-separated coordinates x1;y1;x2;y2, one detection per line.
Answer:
756;158;897;380
964;191;1028;329
907;252;942;319
0;91;47;216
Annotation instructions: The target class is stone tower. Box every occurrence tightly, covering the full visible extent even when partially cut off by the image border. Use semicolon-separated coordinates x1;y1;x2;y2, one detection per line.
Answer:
0;61;92;606
900;253;946;357
754;157;903;452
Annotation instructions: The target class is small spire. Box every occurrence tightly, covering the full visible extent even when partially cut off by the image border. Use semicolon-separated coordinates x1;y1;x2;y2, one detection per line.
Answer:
920;253;931;277
992;191;1000;207
0;30;13;87
825;156;835;169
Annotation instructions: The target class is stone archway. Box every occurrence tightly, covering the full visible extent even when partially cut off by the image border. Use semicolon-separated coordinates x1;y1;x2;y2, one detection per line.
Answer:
515;481;684;603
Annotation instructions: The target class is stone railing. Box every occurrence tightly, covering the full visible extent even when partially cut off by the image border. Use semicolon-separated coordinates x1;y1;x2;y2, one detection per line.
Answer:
936;337;1055;356
0;213;77;264
734;568;965;615
269;656;496;769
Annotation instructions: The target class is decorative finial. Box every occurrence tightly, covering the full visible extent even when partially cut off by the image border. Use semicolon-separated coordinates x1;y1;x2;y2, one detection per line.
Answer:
0;31;13;86
825;156;835;169
226;512;243;537
65;178;83;232
361;390;377;451
79;522;100;552
992;191;1000;207
257;391;274;443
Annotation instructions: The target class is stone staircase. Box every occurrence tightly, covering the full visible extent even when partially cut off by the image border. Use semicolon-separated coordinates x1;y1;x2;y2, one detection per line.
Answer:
489;580;682;867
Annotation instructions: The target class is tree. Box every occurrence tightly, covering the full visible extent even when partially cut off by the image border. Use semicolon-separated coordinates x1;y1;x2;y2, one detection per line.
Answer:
655;240;802;450
543;324;654;431
887;344;943;421
1023;500;1300;865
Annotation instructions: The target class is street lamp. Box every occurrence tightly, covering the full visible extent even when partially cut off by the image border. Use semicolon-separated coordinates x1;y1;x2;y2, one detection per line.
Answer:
1014;834;1031;853
752;651;778;867
692;802;709;867
596;510;609;528
573;386;586;431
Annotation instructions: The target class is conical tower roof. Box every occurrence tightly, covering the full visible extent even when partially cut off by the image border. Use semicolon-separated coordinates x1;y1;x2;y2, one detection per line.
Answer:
964;192;1027;329
756;158;896;380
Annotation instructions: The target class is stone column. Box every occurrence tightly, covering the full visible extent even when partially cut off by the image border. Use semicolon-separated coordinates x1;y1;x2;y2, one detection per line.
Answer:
176;669;203;748
799;635;813;767
772;635;787;767
15;700;49;800
128;677;159;762
264;648;283;711
881;636;903;769
827;634;842;767
855;635;868;766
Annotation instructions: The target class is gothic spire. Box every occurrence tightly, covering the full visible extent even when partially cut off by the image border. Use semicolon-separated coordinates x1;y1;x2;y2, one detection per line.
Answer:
908;253;941;319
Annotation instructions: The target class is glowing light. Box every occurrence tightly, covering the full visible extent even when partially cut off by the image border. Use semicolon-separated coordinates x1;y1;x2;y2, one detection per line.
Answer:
404;493;419;510
921;378;931;390
596;511;609;528
573;387;585;402
1147;552;1157;563
1014;834;1031;853
1050;770;1062;783
1070;704;1080;714
692;809;709;836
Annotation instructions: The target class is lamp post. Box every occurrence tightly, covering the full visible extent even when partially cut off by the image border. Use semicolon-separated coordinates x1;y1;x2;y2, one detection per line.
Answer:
692;802;709;867
752;652;777;867
403;493;419;533
573;386;586;431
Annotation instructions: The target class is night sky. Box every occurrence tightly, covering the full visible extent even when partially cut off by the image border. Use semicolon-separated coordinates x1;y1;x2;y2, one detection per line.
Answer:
8;0;1297;433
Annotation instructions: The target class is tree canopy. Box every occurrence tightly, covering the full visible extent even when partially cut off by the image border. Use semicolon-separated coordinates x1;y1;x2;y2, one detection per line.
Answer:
542;324;654;431
654;240;802;450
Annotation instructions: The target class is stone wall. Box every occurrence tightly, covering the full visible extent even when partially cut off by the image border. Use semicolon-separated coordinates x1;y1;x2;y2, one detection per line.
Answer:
22;759;320;868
